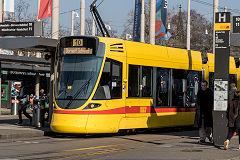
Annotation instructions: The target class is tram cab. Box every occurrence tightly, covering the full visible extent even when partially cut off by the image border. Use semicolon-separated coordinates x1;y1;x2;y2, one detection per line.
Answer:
51;36;127;133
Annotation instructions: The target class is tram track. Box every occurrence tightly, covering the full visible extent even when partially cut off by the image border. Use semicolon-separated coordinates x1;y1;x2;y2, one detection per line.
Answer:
4;142;142;160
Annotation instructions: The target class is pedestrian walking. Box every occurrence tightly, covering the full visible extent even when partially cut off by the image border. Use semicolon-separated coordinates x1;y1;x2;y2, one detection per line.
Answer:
39;89;47;126
17;84;32;125
194;80;213;143
224;82;240;150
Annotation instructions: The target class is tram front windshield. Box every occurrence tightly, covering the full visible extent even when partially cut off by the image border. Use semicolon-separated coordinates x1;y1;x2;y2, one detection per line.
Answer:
54;37;104;109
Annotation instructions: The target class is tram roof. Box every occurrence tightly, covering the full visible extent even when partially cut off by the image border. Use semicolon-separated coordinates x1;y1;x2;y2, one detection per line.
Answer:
207;53;236;74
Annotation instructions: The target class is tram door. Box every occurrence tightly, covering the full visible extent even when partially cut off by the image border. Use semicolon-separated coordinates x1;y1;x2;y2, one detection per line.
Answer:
95;56;127;116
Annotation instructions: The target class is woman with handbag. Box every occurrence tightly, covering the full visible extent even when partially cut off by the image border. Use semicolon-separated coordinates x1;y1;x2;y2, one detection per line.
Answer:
224;82;240;150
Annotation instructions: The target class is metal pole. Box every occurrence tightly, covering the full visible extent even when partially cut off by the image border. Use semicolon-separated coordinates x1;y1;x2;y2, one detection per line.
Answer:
150;0;156;45
213;0;219;54
35;73;40;99
0;62;1;115
38;0;40;21
92;18;95;36
52;0;59;39
0;0;2;23
187;0;191;50
49;54;54;123
80;0;85;35
71;11;74;36
140;0;145;43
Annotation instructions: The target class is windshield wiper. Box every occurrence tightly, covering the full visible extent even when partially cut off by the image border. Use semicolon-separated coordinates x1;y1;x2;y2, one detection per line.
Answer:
65;72;95;108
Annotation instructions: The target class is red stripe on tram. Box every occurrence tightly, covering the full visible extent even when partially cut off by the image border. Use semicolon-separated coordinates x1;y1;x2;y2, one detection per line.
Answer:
54;106;196;115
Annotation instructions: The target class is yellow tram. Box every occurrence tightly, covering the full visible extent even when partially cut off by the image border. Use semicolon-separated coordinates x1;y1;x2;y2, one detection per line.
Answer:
51;36;238;134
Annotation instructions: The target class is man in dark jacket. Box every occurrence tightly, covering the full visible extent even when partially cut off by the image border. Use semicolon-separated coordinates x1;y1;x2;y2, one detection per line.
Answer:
194;80;213;143
17;84;32;125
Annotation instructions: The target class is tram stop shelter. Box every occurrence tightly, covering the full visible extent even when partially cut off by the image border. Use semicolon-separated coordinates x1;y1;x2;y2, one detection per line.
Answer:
0;37;57;121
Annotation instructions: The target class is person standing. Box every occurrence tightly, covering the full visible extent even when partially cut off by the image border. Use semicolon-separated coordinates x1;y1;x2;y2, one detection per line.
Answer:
224;83;240;150
17;84;32;125
194;80;214;143
39;89;47;126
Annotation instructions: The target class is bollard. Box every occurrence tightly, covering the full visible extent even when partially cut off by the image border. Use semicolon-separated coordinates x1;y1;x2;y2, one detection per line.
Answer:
32;99;41;127
11;96;19;115
33;108;41;127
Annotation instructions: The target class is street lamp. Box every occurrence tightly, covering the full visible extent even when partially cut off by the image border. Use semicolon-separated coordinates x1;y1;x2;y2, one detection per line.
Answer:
126;34;132;40
205;29;208;35
105;24;111;31
71;11;79;36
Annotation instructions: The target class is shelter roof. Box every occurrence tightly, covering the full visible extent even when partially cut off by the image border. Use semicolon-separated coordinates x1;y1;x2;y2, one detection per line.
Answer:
0;37;57;52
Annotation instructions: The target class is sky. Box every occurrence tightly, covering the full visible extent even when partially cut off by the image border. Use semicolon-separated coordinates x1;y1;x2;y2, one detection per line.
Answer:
14;0;240;36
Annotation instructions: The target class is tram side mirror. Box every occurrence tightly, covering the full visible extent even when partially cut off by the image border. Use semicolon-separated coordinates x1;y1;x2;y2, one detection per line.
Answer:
45;54;51;61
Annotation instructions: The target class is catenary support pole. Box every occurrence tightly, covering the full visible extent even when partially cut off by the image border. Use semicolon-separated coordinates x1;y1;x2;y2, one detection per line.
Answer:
52;0;59;39
213;0;218;54
71;11;74;36
187;0;191;50
80;0;85;35
0;0;2;114
0;62;1;115
92;18;95;36
50;0;59;122
0;0;3;23
140;0;145;43
149;0;156;45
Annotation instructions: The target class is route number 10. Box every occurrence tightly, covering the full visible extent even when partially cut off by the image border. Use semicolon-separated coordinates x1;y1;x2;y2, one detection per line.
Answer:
73;39;83;47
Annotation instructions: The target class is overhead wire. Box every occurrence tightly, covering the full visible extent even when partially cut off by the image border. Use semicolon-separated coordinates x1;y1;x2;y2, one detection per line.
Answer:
191;0;240;14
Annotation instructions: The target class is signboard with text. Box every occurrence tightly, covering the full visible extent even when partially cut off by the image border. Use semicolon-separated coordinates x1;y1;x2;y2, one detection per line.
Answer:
213;12;231;146
0;22;42;37
233;16;240;33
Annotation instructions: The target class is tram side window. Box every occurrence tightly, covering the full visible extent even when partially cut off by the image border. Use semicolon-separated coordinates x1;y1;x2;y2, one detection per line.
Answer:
111;61;122;99
128;65;140;97
142;66;152;97
172;69;187;107
186;71;201;107
93;58;122;100
172;70;201;107
156;68;169;106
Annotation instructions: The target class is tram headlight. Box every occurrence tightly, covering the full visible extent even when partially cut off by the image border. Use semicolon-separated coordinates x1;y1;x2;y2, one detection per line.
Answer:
83;103;102;109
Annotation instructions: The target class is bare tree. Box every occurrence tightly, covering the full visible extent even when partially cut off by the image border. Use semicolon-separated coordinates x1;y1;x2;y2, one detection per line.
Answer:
121;3;213;53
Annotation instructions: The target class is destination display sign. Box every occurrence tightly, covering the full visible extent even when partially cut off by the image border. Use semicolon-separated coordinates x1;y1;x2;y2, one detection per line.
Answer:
64;47;92;54
0;22;42;36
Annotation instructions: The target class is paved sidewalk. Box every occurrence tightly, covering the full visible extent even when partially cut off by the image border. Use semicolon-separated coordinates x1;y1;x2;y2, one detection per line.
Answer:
0;114;51;140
